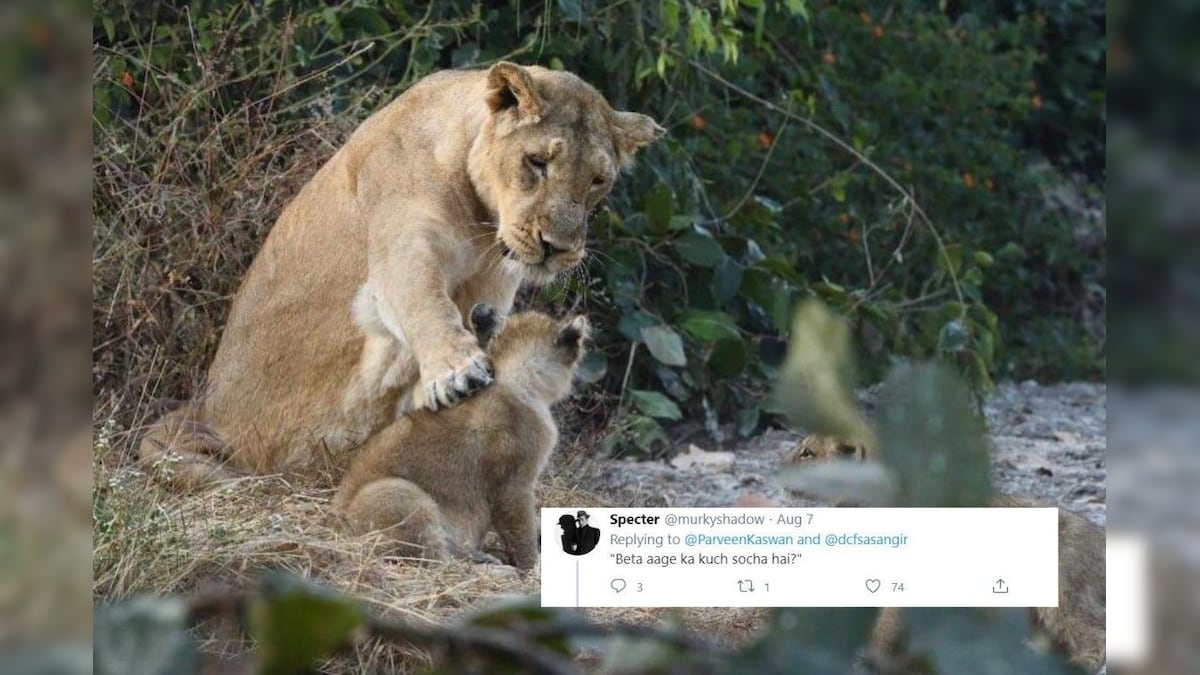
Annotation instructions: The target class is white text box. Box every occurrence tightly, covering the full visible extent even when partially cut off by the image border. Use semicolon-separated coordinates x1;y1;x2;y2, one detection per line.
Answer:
541;508;1058;608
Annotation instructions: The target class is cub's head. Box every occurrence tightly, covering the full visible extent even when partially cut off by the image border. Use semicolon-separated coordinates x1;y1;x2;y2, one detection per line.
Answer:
468;62;665;284
469;303;590;404
785;435;870;465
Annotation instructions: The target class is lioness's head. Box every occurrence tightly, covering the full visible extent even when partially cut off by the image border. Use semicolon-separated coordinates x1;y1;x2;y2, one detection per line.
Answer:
469;303;590;404
469;62;665;283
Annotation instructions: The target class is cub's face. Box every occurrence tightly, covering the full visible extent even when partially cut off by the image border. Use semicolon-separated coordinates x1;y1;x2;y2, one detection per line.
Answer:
470;304;590;403
787;436;869;464
472;63;664;284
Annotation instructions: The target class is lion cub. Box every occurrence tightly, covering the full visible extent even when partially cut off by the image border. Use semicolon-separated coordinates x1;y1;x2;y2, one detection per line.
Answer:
334;305;588;569
787;435;1105;671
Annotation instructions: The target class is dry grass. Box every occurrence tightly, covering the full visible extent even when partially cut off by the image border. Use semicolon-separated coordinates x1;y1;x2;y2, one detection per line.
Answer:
93;421;765;671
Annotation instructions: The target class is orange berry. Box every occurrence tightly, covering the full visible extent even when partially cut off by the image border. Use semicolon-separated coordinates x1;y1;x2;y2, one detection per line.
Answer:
845;229;860;245
1031;95;1043;110
859;11;872;25
689;114;707;131
756;132;773;149
985;178;995;192
872;25;884;39
822;51;836;66
1025;80;1038;92
120;71;134;89
962;173;976;189
838;212;850;225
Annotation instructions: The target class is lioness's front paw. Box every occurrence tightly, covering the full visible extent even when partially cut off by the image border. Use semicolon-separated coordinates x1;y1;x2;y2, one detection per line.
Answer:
421;351;493;411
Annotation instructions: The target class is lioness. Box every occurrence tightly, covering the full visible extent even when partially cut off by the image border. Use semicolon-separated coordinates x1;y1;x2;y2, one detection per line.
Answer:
334;304;588;569
788;435;1105;671
139;63;662;486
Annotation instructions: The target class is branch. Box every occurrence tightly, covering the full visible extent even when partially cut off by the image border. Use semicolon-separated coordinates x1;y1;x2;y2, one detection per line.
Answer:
685;58;966;313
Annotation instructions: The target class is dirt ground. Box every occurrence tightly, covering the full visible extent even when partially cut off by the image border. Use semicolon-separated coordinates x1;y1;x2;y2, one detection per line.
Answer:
578;381;1106;526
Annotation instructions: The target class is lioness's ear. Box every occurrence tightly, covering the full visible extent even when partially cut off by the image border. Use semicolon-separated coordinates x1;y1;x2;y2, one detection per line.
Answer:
612;111;666;168
557;315;591;350
485;62;544;122
470;303;503;347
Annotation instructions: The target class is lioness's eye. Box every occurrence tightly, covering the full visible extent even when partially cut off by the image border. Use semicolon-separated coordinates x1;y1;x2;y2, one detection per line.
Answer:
591;175;607;187
526;154;549;177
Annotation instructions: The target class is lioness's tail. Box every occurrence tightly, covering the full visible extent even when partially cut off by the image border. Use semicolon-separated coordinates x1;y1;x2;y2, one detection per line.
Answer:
137;404;240;489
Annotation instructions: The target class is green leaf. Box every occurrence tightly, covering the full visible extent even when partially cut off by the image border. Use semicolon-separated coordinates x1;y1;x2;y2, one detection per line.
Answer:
668;214;694;231
555;0;585;23
736;406;760;438
997;241;1024;261
937;320;969;353
630;390;683;420
640;325;687;366
830;174;848;203
627;415;669;454
576;352;608;384
785;0;810;21
772;300;871;444
465;596;566;636
876;363;991;507
708;338;747;377
248;574;364;675
645;183;674;232
673;231;725;267
711;257;744;304
617;311;657;342
936;243;963;277
678;309;740;343
742;269;793;330
95;597;200;675
662;0;681;36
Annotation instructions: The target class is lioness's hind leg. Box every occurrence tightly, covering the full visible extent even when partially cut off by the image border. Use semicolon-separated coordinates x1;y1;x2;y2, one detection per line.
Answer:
341;478;451;562
138;404;241;490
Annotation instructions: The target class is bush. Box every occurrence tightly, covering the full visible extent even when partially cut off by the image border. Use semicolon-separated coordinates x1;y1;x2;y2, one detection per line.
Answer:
93;0;1105;454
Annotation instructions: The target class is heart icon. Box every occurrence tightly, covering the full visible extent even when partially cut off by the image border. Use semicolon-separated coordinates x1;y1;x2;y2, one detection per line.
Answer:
865;578;881;593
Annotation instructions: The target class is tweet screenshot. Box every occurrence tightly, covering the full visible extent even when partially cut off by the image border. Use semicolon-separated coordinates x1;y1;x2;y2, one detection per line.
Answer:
542;508;1058;608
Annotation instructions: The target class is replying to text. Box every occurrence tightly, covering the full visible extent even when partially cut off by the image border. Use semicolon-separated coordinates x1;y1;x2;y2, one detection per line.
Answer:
540;507;1058;608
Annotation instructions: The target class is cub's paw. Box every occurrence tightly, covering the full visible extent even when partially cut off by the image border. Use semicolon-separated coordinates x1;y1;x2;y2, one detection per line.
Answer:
421;350;494;411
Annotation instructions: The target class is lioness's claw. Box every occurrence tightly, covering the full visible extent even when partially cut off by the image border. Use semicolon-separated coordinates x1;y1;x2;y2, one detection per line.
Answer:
423;352;493;411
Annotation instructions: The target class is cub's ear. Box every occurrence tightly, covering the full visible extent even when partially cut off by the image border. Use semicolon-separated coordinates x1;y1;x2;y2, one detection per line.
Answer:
556;315;591;350
470;303;503;347
612;111;666;168
485;62;544;122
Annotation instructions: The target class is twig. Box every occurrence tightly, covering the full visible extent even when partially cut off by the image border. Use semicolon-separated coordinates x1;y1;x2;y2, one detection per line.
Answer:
699;112;790;227
617;341;638;412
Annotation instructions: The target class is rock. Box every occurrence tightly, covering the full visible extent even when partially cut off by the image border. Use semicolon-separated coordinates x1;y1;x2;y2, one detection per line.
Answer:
735;493;780;508
670;444;735;471
1053;430;1082;444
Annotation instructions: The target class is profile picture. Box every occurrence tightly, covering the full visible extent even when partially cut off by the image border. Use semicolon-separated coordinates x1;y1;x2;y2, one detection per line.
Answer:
558;510;601;556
